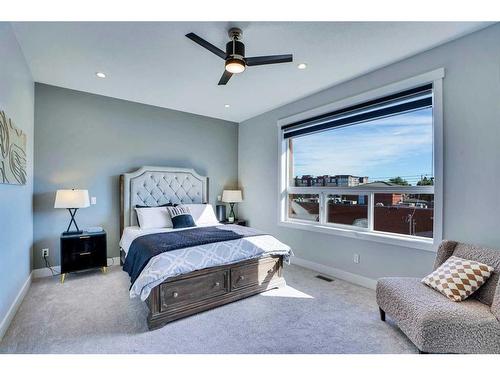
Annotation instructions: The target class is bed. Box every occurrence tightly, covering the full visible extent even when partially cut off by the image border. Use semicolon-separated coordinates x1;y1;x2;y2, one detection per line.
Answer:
119;166;290;329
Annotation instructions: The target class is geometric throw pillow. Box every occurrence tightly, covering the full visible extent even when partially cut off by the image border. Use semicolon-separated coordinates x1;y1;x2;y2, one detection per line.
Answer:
422;256;494;302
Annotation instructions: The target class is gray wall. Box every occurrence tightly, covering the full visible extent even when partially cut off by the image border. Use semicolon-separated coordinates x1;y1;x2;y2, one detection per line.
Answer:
238;24;500;282
0;24;34;327
34;84;238;269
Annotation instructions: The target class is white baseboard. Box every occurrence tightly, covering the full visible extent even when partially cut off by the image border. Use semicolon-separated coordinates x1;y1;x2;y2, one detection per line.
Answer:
291;257;377;290
0;272;32;342
33;257;121;279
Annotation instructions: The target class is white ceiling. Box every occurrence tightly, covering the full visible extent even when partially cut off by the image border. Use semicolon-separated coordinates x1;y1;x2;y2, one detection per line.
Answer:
12;22;492;122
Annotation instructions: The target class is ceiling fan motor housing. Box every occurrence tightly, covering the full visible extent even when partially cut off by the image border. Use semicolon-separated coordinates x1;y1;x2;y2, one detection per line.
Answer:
226;40;245;60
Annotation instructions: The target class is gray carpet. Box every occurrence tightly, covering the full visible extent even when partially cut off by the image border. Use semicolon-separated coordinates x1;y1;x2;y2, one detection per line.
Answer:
0;264;418;354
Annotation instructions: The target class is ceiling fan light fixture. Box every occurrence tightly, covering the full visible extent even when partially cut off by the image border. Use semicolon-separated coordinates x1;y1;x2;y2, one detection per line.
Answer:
225;58;246;74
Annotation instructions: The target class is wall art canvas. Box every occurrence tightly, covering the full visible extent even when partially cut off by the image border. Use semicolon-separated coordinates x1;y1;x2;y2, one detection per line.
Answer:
0;110;27;185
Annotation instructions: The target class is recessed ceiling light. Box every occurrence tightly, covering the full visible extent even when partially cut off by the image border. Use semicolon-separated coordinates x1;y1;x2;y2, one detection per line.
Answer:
95;72;106;78
297;63;307;70
224;104;230;108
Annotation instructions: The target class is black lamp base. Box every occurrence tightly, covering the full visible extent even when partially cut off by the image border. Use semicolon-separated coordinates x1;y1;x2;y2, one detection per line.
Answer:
65;208;82;235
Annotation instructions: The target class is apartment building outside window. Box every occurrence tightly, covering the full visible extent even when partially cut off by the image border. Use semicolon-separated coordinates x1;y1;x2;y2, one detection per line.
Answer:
278;70;444;251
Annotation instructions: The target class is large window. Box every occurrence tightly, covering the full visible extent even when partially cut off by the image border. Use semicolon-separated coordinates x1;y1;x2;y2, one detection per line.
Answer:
279;74;443;249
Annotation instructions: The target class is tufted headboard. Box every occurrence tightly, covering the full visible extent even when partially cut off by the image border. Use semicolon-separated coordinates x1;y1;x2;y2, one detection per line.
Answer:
120;166;208;234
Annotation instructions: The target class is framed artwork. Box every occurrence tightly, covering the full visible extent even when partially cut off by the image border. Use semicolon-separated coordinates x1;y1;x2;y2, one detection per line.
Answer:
0;110;27;185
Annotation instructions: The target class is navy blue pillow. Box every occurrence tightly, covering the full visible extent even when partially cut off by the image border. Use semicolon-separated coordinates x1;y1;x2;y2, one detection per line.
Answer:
167;205;196;229
171;214;196;229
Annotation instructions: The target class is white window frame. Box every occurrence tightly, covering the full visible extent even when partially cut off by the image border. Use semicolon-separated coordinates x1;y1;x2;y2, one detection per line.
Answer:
277;69;444;252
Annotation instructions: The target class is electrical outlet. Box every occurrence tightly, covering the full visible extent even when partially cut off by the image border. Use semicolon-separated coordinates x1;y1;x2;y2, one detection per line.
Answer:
353;254;360;264
217;195;222;202
91;196;97;205
42;248;49;258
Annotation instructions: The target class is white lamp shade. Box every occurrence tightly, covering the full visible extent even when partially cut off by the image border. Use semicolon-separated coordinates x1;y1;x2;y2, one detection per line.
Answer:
54;189;90;208
221;190;243;203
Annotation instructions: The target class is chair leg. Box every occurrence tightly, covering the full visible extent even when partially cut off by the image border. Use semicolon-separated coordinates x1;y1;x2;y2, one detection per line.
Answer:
379;307;386;321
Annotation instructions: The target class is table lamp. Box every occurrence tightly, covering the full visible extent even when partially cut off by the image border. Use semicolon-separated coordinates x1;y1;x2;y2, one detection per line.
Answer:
54;189;90;234
221;190;243;223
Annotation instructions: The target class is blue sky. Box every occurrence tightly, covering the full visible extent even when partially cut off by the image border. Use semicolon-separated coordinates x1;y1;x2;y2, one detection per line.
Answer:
292;108;433;185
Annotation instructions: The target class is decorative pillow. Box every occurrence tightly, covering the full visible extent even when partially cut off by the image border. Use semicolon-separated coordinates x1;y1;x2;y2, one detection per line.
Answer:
134;203;177;226
422;256;494;302
184;204;220;226
166;205;196;229
135;207;173;229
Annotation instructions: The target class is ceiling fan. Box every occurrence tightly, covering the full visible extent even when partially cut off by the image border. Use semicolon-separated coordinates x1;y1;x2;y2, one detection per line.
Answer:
186;28;293;85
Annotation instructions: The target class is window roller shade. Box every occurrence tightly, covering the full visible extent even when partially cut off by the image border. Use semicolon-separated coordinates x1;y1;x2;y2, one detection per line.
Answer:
282;84;433;139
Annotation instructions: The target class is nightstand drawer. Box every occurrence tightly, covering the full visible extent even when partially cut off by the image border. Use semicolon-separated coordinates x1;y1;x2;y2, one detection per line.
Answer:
63;249;103;272
64;236;101;254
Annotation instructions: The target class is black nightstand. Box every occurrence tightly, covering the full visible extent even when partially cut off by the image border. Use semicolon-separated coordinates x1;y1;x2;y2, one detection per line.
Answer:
60;231;107;283
220;219;247;226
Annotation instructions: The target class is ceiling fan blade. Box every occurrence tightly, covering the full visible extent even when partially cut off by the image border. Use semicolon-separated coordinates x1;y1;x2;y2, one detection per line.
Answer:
245;54;293;66
186;33;226;59
218;70;233;85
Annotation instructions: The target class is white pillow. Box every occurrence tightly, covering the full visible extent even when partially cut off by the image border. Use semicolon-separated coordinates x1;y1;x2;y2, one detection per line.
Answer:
135;207;173;229
184;204;220;226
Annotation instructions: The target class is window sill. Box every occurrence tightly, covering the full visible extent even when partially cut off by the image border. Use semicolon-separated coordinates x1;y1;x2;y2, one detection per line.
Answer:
278;220;437;252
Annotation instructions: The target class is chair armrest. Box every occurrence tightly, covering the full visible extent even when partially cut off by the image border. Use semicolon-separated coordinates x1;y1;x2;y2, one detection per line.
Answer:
433;240;458;270
492;278;500;321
